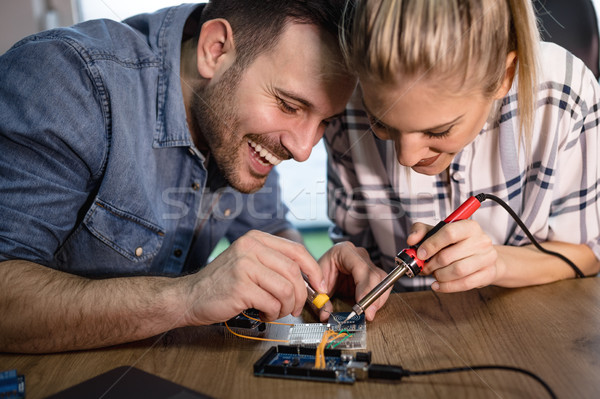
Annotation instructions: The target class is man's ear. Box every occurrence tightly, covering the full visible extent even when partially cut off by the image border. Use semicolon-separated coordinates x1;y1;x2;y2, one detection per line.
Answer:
494;51;517;99
196;18;236;80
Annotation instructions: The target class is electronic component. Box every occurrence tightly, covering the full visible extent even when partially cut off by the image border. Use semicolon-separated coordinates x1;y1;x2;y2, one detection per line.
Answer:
253;347;557;397
219;309;268;337
287;323;327;345
0;369;25;399
328;312;365;332
253;345;372;384
287;312;366;349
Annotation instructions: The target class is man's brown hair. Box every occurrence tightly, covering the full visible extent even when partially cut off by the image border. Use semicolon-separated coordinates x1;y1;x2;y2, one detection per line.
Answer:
199;0;348;68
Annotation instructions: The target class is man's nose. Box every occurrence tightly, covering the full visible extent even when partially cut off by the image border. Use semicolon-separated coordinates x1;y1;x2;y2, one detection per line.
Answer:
282;120;323;163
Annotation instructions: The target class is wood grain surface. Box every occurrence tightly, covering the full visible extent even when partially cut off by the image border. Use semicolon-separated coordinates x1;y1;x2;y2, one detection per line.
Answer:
1;277;599;398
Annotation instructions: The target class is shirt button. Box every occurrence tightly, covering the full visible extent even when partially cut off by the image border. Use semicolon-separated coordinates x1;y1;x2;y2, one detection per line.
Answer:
224;209;231;217
173;249;182;258
191;182;201;191
135;247;143;257
452;172;462;182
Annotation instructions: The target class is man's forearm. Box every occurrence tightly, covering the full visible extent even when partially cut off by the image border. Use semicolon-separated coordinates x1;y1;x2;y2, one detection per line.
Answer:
0;260;185;353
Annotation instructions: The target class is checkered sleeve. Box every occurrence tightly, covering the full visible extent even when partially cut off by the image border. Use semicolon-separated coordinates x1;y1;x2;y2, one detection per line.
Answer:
324;110;378;253
548;50;600;259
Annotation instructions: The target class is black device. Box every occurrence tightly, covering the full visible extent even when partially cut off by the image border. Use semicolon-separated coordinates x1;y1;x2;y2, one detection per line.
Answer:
46;366;212;399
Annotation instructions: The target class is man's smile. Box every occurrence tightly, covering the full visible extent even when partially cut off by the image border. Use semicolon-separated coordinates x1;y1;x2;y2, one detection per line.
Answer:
248;139;282;166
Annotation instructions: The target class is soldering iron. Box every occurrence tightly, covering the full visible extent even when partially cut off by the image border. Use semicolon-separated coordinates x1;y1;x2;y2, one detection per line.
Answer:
342;192;586;324
341;194;486;323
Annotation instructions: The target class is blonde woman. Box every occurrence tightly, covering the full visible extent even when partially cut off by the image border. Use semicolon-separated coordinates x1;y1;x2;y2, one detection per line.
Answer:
325;0;600;294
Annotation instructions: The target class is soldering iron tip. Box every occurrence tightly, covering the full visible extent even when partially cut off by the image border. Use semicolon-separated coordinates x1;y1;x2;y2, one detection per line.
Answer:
341;311;356;325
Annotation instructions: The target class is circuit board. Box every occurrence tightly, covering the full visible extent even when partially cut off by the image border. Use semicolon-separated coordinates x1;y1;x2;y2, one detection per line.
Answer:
0;369;25;399
253;345;372;384
287;312;367;349
221;311;367;349
328;312;366;332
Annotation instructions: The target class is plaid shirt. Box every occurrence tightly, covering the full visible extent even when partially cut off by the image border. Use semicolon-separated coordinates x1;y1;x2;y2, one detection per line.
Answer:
324;42;600;291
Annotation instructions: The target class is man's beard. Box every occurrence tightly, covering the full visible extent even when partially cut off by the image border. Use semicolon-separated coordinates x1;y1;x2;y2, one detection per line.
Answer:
188;64;266;194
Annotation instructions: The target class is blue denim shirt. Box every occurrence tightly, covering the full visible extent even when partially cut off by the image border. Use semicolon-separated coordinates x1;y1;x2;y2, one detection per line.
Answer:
0;4;292;277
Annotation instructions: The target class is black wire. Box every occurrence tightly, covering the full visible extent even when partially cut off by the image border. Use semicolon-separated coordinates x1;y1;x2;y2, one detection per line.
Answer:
366;192;580;397
480;193;585;278
405;365;557;399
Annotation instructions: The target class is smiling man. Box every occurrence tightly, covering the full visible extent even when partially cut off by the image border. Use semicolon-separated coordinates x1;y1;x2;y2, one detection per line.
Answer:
181;12;351;193
0;1;391;354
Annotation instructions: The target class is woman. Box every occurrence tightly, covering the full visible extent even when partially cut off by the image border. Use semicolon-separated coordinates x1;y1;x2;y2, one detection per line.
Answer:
325;0;600;292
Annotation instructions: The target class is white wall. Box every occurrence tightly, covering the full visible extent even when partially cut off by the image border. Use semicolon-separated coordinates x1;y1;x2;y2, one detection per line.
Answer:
78;0;191;21
0;0;78;55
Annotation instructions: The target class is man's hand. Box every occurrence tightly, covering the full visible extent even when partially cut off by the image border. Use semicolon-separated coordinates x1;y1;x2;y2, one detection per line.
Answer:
407;220;499;292
181;230;326;325
0;230;325;353
316;242;389;322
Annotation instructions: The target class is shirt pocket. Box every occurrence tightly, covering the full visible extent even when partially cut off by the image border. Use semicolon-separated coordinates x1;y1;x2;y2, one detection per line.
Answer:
54;199;165;276
84;200;164;262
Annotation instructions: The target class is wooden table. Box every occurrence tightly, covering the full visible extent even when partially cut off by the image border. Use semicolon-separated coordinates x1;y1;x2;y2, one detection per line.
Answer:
2;277;600;398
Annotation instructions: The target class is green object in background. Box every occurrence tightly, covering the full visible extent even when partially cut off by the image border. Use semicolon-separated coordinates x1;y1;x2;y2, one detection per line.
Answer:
208;227;333;261
300;228;334;259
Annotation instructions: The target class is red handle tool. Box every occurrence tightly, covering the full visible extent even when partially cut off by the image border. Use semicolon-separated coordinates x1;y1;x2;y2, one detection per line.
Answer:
342;194;485;322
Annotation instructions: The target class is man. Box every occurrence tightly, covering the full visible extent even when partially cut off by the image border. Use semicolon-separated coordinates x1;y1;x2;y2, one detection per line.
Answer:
0;1;389;353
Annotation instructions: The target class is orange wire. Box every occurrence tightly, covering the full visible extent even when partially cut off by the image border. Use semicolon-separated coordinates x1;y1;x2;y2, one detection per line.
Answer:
226;311;345;357
315;330;339;369
224;321;289;343
241;311;294;326
223;311;295;342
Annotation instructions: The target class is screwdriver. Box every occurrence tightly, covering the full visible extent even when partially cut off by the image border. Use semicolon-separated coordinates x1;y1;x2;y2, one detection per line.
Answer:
341;194;486;324
302;273;332;313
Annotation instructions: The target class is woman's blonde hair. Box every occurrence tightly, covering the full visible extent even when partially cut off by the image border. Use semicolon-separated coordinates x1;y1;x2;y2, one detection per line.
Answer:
342;0;540;149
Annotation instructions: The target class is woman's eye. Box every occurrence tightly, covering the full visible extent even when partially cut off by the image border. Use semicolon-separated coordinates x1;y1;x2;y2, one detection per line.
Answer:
276;97;298;114
423;128;452;139
368;115;385;131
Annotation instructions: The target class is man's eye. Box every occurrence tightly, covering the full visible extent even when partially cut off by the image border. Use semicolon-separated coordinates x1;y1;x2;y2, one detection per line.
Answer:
276;97;298;114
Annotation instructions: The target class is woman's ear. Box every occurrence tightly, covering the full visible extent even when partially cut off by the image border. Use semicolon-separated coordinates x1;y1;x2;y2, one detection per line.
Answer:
196;18;236;79
494;51;517;99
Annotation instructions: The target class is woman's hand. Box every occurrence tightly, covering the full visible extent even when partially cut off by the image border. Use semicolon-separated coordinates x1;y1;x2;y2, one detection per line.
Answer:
407;220;500;292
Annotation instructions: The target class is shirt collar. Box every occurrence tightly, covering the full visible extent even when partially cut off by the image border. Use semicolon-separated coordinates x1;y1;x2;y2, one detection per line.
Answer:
128;3;205;148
